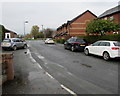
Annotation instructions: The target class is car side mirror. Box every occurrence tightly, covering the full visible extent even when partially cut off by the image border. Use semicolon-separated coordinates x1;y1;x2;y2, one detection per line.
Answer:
90;44;93;46
64;42;67;44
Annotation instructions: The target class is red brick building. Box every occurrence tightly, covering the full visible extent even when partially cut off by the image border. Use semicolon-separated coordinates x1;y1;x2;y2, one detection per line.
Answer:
55;10;97;39
5;29;17;39
99;5;120;34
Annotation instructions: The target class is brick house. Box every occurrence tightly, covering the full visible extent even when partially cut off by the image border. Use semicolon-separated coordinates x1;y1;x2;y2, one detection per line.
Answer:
55;10;97;40
5;29;18;39
0;25;18;40
99;4;120;34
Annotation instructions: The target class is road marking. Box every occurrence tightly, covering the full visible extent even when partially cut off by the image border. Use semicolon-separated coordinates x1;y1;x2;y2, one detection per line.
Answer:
37;63;42;69
27;44;30;47
27;49;42;69
45;72;54;79
61;85;77;96
67;72;73;76
37;55;45;59
35;53;45;59
57;64;64;68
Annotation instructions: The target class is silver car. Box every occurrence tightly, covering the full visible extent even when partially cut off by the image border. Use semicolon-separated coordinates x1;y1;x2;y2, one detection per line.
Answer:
1;38;27;51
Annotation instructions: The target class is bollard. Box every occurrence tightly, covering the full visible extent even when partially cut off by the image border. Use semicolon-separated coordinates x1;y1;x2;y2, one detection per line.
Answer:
2;53;14;80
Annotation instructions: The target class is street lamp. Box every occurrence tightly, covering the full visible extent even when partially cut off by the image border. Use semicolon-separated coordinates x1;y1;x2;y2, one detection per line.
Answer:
41;25;46;38
24;21;28;37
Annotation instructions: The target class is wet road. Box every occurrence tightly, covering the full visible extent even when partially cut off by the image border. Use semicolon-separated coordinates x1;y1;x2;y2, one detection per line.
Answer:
27;40;119;94
2;47;69;94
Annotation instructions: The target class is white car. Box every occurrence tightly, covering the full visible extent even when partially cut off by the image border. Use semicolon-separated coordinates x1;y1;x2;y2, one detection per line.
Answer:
84;40;120;60
44;38;55;44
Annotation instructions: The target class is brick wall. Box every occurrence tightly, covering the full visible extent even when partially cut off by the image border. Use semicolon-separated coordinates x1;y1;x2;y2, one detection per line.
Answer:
69;11;97;36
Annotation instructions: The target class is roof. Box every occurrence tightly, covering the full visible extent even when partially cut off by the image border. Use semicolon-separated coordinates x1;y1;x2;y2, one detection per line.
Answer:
98;40;119;42
99;5;120;18
0;24;17;34
56;10;97;31
69;10;97;24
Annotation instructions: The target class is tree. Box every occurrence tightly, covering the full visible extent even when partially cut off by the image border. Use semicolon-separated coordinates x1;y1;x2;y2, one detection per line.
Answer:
44;28;55;38
86;19;120;35
31;25;39;39
37;32;44;38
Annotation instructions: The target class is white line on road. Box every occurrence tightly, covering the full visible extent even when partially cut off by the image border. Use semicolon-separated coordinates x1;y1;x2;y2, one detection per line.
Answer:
61;85;77;96
27;49;42;69
37;63;42;69
37;55;45;59
45;72;54;79
56;64;64;68
67;72;73;76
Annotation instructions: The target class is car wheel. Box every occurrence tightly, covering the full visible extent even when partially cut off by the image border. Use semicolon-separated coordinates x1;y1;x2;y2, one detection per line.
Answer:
64;45;67;49
23;44;27;49
84;49;89;56
71;46;75;52
103;52;110;61
13;46;17;51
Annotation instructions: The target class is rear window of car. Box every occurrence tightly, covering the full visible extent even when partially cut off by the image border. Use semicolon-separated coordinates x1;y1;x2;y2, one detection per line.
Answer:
76;39;86;43
3;39;11;42
113;42;120;47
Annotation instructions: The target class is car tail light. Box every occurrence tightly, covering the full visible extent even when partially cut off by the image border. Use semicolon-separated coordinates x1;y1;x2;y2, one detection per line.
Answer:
74;42;79;44
111;47;119;50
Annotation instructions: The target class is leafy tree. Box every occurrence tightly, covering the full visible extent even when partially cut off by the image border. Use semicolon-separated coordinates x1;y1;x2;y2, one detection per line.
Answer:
31;25;39;39
37;32;44;38
44;28;55;38
86;19;120;35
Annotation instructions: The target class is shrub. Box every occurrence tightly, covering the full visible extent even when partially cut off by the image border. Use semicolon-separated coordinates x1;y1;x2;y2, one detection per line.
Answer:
78;34;120;43
55;39;65;44
59;39;65;44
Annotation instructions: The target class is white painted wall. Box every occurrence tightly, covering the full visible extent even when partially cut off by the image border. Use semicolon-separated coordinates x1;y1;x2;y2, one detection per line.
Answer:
5;33;11;38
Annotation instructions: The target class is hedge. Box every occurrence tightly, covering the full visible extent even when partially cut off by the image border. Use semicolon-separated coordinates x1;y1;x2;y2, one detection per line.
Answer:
55;39;65;44
78;34;120;43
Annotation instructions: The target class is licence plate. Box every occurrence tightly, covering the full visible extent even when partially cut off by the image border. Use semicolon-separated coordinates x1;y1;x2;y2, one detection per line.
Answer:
2;43;9;45
80;45;85;46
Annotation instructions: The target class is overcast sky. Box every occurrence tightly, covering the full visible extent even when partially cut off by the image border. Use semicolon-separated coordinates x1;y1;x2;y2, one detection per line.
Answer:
0;0;120;35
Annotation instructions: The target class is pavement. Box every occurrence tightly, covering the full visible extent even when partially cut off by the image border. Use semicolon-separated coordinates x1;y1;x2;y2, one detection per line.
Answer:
2;48;70;95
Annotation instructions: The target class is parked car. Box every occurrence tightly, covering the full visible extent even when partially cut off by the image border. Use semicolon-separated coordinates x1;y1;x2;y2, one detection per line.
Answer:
84;40;120;60
1;38;27;51
45;38;55;44
64;37;88;51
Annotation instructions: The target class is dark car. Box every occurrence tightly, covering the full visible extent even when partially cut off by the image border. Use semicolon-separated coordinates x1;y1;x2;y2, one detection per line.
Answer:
64;37;88;51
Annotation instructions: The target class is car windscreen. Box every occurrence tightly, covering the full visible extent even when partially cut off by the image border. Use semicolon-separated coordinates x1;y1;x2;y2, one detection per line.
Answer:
113;42;120;47
3;39;11;42
76;39;86;43
48;38;52;40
